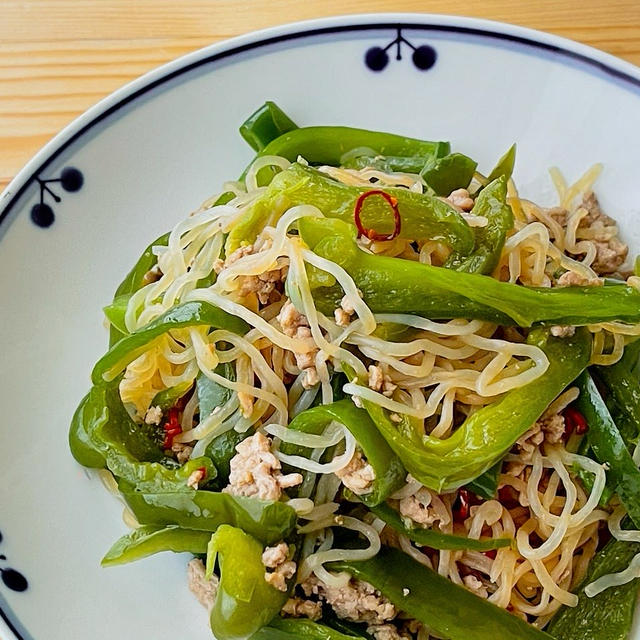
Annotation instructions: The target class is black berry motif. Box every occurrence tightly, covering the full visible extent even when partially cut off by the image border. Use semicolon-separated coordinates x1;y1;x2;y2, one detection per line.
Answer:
0;530;28;593
365;28;437;72
31;166;84;228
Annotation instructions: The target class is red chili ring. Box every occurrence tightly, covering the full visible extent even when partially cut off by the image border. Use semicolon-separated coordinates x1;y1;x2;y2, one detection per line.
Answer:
564;406;588;436
354;190;401;241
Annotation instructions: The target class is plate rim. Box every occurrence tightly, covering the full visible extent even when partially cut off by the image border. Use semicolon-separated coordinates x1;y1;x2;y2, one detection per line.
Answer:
2;12;640;640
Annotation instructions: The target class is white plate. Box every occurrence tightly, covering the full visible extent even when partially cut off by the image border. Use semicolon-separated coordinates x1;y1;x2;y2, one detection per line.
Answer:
1;13;639;640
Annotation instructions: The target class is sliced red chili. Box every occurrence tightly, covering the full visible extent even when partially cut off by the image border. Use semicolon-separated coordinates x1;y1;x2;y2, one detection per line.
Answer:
564;406;588;436
453;488;471;522
354;190;401;241
162;407;183;449
483;549;497;560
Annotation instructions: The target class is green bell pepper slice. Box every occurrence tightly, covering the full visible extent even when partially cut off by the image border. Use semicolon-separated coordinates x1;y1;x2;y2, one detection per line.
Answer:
547;535;640;640
466;460;503;500
345;328;591;491
120;482;296;545
299;217;640;326
240;101;299;152
484;144;517;185
101;524;210;566
332;547;552;640
227;163;474;255
369;502;511;551
206;525;289;640
150;380;193;412
445;176;514;275
92;301;249;384
280;399;405;506
574;371;640;529
258;126;449;167
69;383;216;490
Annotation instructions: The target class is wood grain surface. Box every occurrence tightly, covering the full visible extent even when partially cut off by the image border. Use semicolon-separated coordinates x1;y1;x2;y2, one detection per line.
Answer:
1;0;639;191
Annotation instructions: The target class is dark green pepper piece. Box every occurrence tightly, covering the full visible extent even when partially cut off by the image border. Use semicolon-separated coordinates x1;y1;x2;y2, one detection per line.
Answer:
227;163;474;255
101;524;210;566
120;482;296;545
547;535;640;640
484;144;517;185
445;176;514;275
299;217;640;327
369;502;511;551
150;380;193;412
240;101;298;152
344;328;591;491
420;152;477;195
575;371;640;528
466;460;503;500
252;617;368;639
332;547;553;640
207;525;288;640
92;301;249;384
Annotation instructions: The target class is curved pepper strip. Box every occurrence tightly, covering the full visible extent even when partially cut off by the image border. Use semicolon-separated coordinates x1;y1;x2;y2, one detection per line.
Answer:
345;328;592;491
206;525;289;640
368;502;511;551
92;301;249;384
547;534;640;640
445;176;514;275
101;524;210;566
298;217;640;326
252;617;367;639
119;481;296;545
227;163;474;255
484;143;517;185
575;371;640;529
331;547;553;640
279;399;406;507
240;101;298;153
69;384;216;490
257;126;449;167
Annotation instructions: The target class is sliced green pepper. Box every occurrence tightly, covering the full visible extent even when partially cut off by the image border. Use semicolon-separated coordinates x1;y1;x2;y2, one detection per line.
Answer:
445;176;514;275
280;399;405;506
240;101;298;153
120;482;296;545
369;502;511;551
101;524;210;566
69;384;216;490
150;380;193;412
227;163;474;255
547;535;640;640
484;144;517;185
258;126;449;167
252;617;367;640
206;429;249;490
207;525;288;640
332;547;552;640
299;217;640;326
575;371;640;528
346;328;591;491
92;301;249;384
106;232;170;345
466;460;502;500
197;363;234;420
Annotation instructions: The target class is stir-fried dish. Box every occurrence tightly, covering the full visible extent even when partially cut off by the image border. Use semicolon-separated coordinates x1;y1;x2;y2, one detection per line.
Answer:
70;102;640;640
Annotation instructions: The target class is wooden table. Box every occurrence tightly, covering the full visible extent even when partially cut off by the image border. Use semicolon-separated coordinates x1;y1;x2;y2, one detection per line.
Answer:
2;0;639;192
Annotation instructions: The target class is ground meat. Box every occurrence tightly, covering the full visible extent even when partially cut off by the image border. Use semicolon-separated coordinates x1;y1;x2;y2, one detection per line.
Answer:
277;300;320;389
556;270;602;287
398;487;451;529
302;577;396;626
172;441;194;464
446;188;474;212
223;432;302;501
368;364;397;397
216;244;288;304
463;574;489;599
580;192;628;275
187;558;218;611
144;405;163;425
141;264;163;286
262;542;296;592
334;293;359;326
281;597;322;620
550;325;576;338
335;450;376;495
515;413;566;461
